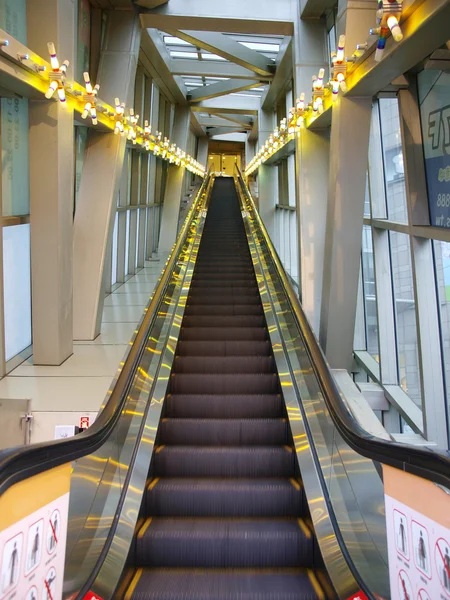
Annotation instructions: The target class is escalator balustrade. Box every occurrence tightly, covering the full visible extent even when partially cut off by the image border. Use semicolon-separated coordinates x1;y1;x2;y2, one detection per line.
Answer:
120;178;335;600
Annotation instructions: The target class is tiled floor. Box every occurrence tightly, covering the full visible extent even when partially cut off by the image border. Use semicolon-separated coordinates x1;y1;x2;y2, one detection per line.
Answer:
0;259;163;444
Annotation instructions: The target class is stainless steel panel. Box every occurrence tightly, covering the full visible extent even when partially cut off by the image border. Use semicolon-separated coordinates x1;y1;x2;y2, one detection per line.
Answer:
235;173;389;600
62;176;214;600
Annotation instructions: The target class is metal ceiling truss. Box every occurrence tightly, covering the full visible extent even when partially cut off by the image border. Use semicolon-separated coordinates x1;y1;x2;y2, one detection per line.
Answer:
188;78;264;103
171;59;272;81
163;29;274;77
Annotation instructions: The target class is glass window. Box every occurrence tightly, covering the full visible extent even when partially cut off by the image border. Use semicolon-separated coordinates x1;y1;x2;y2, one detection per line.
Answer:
362;226;379;360
418;69;450;229
112;213;118;286
135;209;140;269
389;231;422;407
379;98;407;223
74;126;88;210
364;172;371;218
0;0;27;43
76;0;91;83
2;98;30;217
3;224;31;361
125;210;130;276
434;240;450;427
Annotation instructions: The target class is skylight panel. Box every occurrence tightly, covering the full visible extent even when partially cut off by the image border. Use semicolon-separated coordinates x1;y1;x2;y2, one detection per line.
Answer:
170;51;199;59
164;36;193;46
238;41;280;52
201;53;227;61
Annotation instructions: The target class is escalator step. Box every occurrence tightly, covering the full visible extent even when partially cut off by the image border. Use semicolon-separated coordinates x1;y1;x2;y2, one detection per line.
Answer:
165;394;284;418
123;568;325;600
180;327;267;341
186;295;260;306
175;341;270;356
158;418;288;445
184;304;263;316
172;356;275;374
170;373;278;394
190;279;256;288
135;517;314;568
181;315;265;328
146;478;304;517
153;446;295;478
188;286;259;297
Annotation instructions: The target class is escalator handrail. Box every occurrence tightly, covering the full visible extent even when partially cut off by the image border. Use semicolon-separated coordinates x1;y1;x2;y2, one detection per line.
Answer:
0;175;210;496
236;169;450;489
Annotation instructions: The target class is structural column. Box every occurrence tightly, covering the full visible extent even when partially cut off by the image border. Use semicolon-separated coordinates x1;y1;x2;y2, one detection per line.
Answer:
293;17;329;335
258;109;276;239
158;105;190;255
27;0;75;364
73;9;141;340
196;137;209;171
319;95;372;370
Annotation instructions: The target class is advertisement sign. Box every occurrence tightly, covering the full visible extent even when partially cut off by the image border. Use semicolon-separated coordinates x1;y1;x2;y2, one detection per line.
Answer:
384;465;450;600
0;464;71;600
419;71;450;228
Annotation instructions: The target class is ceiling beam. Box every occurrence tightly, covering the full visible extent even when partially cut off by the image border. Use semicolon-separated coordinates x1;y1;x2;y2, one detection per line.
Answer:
190;111;207;138
191;105;258;117
197;116;251;128
137;2;295;36
207;126;249;136
300;0;339;19
215;114;254;127
262;38;293;110
190;94;261;113
171;59;273;81
188;79;263;103
139;29;187;105
167;30;274;77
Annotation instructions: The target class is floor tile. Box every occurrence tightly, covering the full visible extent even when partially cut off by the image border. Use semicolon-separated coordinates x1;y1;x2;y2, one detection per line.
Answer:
102;305;147;323
103;293;151;306
11;345;128;377
0;376;112;412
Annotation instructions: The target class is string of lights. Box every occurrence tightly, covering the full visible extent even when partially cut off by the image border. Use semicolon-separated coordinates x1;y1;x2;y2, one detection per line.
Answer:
245;0;404;178
0;34;205;178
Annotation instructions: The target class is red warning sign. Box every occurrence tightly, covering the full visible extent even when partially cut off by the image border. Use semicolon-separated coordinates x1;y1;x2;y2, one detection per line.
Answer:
83;592;104;600
346;593;369;600
79;416;90;429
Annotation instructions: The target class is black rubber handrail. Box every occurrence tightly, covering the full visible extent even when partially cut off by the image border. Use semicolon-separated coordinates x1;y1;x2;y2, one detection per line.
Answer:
0;175;210;497
236;170;450;490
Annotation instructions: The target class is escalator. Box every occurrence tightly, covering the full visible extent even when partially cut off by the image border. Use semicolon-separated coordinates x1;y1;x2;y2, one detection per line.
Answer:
119;178;334;599
1;173;450;600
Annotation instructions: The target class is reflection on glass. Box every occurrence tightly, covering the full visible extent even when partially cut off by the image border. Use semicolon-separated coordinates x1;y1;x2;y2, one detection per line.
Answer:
136;209;140;270
364;172;371;218
389;231;422;407
3;224;32;361
125;210;130;276
379;98;407;223
362;226;379;360
112;213;118;286
433;240;450;435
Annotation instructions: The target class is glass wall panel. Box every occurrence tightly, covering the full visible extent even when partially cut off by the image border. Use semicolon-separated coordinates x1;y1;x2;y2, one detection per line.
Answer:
135;209;140;269
389;231;422;406
362;226;379;360
112;213;118;286
379;98;407;223
2;98;30;216
76;0;91;83
434;240;450;431
418;69;450;229
125;211;130;277
3;224;31;361
75;126;88;209
0;0;27;43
